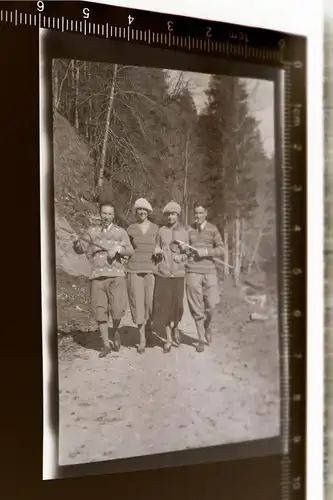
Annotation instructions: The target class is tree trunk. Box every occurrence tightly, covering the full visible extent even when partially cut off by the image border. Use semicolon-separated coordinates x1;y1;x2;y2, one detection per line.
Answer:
97;63;118;190
56;60;71;114
239;217;245;273
248;217;266;274
183;129;190;226
84;62;89;141
71;59;75;124
53;60;58;109
223;217;229;278
88;95;92;145
75;60;79;130
233;210;241;286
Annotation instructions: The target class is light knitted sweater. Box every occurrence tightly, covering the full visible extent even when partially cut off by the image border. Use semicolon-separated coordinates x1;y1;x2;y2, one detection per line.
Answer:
186;221;224;274
73;224;133;280
126;222;159;274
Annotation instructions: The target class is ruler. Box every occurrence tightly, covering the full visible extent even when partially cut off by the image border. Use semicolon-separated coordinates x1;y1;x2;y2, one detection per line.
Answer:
0;1;308;495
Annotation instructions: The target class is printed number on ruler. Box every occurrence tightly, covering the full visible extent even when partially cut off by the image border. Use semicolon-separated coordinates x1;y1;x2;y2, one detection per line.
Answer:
37;1;44;11
128;15;134;25
292;104;302;127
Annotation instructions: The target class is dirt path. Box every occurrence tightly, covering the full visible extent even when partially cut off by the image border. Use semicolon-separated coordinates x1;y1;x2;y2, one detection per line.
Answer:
58;284;280;466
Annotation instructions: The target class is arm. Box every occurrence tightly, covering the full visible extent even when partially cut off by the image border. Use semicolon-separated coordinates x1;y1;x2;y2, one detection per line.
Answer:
195;227;224;259
154;230;163;255
179;229;190;261
117;229;134;257
206;227;224;258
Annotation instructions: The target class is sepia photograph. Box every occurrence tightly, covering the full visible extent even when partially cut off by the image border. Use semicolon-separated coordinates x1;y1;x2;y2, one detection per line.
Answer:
48;55;281;467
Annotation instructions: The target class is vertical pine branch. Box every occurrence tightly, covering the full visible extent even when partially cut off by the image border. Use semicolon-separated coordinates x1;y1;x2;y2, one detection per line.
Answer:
97;63;118;190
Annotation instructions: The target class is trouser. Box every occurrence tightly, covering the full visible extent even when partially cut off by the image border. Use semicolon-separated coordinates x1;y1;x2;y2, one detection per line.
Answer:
186;272;220;322
91;276;126;322
126;272;155;325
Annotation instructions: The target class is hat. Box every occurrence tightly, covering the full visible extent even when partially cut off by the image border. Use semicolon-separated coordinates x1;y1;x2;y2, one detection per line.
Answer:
133;198;153;213
163;201;181;215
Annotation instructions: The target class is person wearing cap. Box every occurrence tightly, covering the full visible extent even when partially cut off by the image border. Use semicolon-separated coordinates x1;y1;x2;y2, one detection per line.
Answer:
126;198;159;353
72;201;133;358
152;201;189;353
185;201;224;353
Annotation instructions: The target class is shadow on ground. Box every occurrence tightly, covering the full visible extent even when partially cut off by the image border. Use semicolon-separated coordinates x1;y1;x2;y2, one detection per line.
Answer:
64;325;197;353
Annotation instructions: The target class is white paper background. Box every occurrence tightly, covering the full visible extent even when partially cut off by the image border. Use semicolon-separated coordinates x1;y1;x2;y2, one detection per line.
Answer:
41;2;324;498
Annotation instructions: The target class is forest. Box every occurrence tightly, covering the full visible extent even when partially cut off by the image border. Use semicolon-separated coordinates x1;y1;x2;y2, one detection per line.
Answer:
52;59;277;284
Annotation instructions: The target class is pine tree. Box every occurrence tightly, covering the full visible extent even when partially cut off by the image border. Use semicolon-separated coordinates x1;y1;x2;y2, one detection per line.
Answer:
198;75;266;281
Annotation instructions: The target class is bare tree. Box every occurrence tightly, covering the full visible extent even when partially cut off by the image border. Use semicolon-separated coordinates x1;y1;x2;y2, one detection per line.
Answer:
183;129;190;226
97;63;118;190
53;60;59;109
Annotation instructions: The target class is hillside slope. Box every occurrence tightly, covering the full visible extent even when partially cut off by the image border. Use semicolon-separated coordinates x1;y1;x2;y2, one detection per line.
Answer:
53;111;97;233
53;112;97;330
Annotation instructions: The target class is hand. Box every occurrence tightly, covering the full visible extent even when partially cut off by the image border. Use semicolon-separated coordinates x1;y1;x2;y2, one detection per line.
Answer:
176;242;186;252
153;245;163;256
72;236;82;249
115;245;123;256
107;247;118;260
173;254;183;264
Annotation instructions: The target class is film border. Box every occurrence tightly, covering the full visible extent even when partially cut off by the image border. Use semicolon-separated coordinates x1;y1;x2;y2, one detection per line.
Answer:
0;2;307;498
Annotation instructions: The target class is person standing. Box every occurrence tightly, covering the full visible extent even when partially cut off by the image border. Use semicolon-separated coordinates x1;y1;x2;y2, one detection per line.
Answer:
185;201;224;353
152;201;189;353
72;201;133;358
126;198;159;354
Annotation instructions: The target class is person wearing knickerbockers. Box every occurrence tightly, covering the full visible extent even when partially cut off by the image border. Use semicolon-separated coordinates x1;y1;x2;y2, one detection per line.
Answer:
72;200;133;358
185;201;224;353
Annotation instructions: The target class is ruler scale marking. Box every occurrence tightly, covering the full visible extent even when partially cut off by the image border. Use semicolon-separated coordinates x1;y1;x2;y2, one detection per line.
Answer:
0;6;306;493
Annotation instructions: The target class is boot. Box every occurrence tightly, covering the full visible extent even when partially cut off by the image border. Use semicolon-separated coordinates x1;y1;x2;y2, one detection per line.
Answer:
172;326;180;347
112;330;121;351
99;345;112;358
110;320;121;351
145;320;154;347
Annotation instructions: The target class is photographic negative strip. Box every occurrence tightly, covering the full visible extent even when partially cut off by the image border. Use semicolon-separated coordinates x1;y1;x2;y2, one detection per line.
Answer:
1;1;307;498
52;60;281;462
